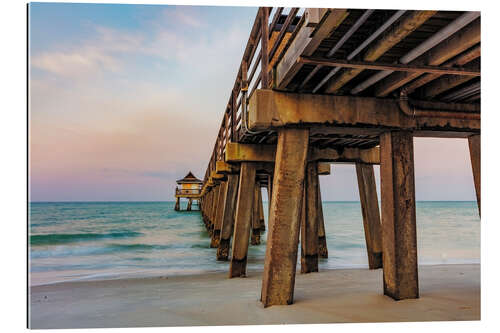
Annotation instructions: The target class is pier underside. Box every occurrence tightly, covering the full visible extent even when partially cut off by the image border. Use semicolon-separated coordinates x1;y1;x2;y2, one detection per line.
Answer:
198;7;480;308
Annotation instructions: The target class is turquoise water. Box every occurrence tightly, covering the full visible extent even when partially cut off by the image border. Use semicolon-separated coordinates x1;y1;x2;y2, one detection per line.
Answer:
29;201;480;286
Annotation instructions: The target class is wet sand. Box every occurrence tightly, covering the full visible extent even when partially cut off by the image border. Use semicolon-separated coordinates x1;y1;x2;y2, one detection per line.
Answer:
29;264;480;329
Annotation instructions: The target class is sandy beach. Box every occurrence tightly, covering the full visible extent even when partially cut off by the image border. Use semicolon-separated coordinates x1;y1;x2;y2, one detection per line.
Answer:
29;264;480;328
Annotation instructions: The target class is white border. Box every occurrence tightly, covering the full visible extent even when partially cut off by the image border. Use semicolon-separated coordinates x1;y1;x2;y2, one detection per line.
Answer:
2;0;499;332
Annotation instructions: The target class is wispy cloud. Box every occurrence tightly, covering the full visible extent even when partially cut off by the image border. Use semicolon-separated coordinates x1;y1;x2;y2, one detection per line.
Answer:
31;6;249;79
162;7;205;28
32;48;118;77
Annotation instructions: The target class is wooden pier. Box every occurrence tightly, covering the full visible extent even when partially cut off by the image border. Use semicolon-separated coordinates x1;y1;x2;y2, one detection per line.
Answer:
196;7;480;307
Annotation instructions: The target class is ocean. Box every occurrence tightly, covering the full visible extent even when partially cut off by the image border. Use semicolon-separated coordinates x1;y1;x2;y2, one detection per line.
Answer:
29;201;480;286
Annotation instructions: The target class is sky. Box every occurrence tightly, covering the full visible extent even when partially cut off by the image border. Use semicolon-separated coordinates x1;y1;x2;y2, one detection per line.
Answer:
29;2;477;202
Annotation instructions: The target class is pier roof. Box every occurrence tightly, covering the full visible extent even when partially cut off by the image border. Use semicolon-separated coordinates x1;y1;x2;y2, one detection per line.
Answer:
176;171;203;184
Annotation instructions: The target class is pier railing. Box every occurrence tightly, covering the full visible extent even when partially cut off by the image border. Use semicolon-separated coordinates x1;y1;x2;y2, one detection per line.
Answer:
203;7;304;183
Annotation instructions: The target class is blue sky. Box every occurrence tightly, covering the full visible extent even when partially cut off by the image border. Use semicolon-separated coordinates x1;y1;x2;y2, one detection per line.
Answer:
29;3;477;201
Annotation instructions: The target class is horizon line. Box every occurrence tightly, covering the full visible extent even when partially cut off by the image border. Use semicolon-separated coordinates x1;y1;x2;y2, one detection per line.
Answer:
28;200;477;203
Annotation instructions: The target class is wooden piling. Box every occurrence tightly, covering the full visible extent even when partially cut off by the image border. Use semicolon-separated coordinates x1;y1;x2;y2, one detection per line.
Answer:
211;181;227;248
267;175;273;216
174;197;180;211
261;128;309;307
203;191;209;229
468;134;480;215
251;182;262;245
380;131;419;300
355;162;383;269
209;185;220;238
317;177;328;258
301;161;319;273
217;174;239;261
258;187;265;231
229;163;256;277
187;198;193;211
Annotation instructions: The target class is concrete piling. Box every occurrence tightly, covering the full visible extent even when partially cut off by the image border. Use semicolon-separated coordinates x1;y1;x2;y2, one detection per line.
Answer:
209;185;220;239
217;174;239;261
380;131;419;300
316;178;328;258
468;134;480;215
211;180;227;248
229;162;256;278
300;161;319;273
251;182;262;245
355;162;383;269
258;188;265;231
261;128;309;307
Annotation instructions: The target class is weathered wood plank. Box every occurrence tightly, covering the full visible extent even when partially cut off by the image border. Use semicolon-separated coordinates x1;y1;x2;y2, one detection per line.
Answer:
420;59;479;98
403;45;480;94
374;19;480;97
276;9;348;89
260;7;270;89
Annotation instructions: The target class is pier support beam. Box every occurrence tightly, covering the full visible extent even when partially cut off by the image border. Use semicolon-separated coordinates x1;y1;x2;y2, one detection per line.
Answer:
211;181;227;248
317;177;328;258
175;197;180;211
187;198;193;211
229;163;256;277
251;182;262;245
468;134;480;215
266;175;273;216
209;185;220;240
356;163;383;269
217;174;239;261
301;161;319;273
258;188;265;231
380;131;418;300
261;128;309;307
203;191;210;230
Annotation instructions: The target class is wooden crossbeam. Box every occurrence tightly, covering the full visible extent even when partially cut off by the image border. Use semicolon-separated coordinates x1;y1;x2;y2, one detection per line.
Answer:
216;161;240;174
403;44;480;94
298;57;480;76
248;89;480;136
225;142;380;164
317;162;331;175
210;170;225;180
